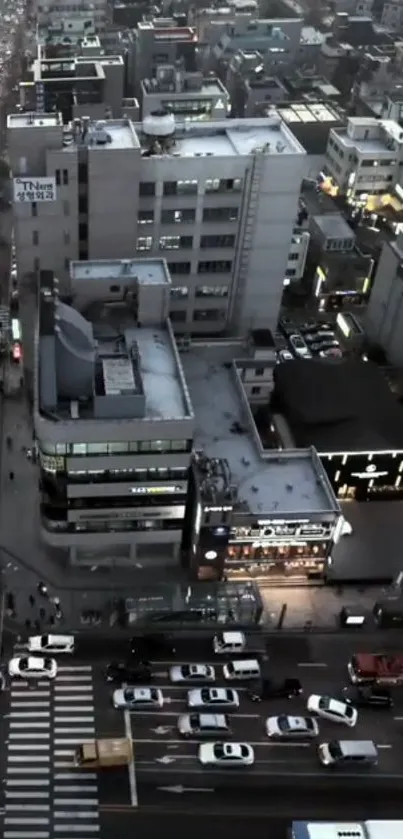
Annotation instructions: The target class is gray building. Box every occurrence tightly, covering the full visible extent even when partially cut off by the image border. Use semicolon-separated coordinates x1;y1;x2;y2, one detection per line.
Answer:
225;50;288;118
365;234;403;365
309;213;356;253
132;20;199;95
140;67;229;120
8;111;306;348
35;259;194;567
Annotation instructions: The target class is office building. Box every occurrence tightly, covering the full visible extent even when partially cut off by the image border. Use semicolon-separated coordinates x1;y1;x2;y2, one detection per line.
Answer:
365;233;403;365
35;259;194;567
140;67;230;120
8;111;306;343
131;20;198;95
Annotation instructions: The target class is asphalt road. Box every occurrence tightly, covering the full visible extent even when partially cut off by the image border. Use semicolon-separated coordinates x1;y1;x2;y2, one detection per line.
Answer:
3;633;403;838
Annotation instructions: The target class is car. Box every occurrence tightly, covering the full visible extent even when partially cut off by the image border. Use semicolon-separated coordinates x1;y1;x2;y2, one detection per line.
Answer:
170;664;215;684
178;713;231;738
187;687;240;709
8;656;57;680
27;634;75;655
307;694;357;727
105;661;152;684
266;714;319;739
304;332;320;344
113;686;164;710
310;340;339;353
299;322;319;335
247;677;303;701
198;741;254;767
319;347;343;359
288;334;311;358
278;349;293;363
342;685;393;709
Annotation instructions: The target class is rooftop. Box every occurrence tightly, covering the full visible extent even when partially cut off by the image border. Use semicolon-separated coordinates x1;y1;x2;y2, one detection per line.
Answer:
142;76;227;98
169;117;305;157
333;119;403;154
181;345;337;515
312;213;356;240
7;113;61;129
70;259;171;286
277;101;345;154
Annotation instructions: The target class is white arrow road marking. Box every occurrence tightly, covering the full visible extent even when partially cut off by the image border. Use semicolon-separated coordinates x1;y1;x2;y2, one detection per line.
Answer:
151;727;172;735
377;744;392;749
158;786;214;793
155;756;177;764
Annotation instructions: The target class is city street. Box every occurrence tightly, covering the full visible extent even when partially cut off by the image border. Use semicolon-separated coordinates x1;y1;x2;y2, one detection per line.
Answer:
2;634;403;838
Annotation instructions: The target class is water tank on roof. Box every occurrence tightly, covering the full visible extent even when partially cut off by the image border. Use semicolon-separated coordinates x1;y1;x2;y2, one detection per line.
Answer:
142;110;175;138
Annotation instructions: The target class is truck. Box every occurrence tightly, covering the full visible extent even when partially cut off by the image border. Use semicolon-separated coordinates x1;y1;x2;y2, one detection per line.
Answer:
74;738;132;769
348;653;403;686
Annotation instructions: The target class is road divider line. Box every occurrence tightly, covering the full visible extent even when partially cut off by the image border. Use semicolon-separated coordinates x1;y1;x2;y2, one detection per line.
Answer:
393;716;403;720
297;663;328;668
124;686;138;808
377;744;393;749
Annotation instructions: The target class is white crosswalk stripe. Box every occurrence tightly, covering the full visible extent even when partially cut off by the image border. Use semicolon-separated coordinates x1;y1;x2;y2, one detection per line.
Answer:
5;649;100;838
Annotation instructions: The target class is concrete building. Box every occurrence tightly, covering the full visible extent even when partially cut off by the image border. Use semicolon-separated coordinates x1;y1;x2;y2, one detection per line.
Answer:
203;12;303;74
309;213;356;254
36;15;97;49
131;20;198;95
325;116;403;203
285;228;310;281
140;67;230;120
36;0;109;38
35;259;194;567
365;233;403;365
225;50;289;118
277;100;346;179
8;110;306;342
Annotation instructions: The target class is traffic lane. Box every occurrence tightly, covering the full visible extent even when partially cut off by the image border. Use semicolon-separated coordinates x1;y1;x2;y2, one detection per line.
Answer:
100;810;287;839
91;668;131;806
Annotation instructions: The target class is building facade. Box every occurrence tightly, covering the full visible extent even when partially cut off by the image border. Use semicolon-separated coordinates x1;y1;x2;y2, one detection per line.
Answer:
365;233;403;365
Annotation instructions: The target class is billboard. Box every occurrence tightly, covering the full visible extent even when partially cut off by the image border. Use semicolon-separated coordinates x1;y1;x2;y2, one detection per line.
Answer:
13;177;56;203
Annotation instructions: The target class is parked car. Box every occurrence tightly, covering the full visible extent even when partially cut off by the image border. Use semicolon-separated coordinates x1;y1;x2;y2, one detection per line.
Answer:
105;661;152;684
266;715;319;739
187;687;240;710
28;634;74;655
8;656;57;680
342;685;393;709
170;664;215;684
307;694;357;727
247;677;303;701
299;322;319;335
288;334;311;358
198;742;254;767
113;687;164;710
319;348;343;359
278;349;293;363
310;340;339;353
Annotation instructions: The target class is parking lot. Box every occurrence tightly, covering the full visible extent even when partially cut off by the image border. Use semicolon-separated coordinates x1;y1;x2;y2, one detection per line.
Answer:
276;316;344;363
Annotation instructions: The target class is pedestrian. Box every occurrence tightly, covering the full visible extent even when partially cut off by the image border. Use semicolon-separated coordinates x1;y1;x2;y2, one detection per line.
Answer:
53;597;60;608
55;608;62;622
28;594;35;608
25;618;31;630
39;607;45;621
34;619;40;632
37;582;48;597
8;470;14;481
6;435;12;450
6;592;15;612
48;615;55;626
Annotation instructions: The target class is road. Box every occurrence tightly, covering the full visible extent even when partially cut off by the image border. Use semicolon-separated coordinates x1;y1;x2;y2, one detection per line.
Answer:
2;633;403;838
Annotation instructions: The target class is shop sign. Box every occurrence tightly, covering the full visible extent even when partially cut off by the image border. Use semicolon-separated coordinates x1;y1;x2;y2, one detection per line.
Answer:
130;485;183;495
351;464;388;479
76;505;185;521
231;521;333;542
13;176;56;203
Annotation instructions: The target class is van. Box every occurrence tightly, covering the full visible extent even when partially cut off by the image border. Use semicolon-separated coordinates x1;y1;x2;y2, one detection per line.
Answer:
223;659;261;681
177;713;231;738
318;740;378;768
213;631;246;655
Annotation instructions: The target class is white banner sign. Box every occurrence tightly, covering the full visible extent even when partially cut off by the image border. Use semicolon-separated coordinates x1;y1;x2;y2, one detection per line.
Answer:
13;176;56;203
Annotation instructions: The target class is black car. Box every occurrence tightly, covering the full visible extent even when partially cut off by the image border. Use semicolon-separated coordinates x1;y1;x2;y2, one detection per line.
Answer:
104;661;152;684
342;685;393;709
247;677;303;701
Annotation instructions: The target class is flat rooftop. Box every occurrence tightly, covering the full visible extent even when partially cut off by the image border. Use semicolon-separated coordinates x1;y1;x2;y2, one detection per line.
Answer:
169;117;304;157
313;213;355;240
86;119;140;150
70;259;171;286
7;113;61;129
333;119;403;154
279;101;340;125
181;346;336;514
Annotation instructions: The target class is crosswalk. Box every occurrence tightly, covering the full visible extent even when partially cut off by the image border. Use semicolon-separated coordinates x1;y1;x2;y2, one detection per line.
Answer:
4;645;100;839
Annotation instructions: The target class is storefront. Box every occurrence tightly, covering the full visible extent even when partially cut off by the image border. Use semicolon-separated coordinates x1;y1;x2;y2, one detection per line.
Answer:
322;451;403;501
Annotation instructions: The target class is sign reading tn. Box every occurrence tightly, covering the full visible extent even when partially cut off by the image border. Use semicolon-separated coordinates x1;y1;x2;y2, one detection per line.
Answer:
13;176;57;203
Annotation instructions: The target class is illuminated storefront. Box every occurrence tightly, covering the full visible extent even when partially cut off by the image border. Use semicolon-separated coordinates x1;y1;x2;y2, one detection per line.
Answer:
313;261;373;312
322;451;403;501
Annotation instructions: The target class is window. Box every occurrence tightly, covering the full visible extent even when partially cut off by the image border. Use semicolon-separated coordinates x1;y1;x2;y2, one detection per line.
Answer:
78;195;88;214
193;309;226;322
79;222;88;240
32;230;39;246
203;207;238;222
163;180;198;196
170;286;189;299
198;260;232;274
136;236;153;251
109;285;120;292
255;368;264;376
168;261;191;275
288;252;299;261
200;234;235;249
63;230;70;245
55;169;61;186
195;285;228;298
138;210;154;224
161;209;196;224
159;235;193;250
286;268;296;277
251;386;261;395
32;202;37;218
204;178;242;193
62;169;69;186
63;200;70;217
360;159;376;167
170;310;187;322
139;181;155;196
78;162;88;182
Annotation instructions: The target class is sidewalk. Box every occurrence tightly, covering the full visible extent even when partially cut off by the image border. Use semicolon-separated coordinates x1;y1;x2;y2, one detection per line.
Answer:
259;584;386;630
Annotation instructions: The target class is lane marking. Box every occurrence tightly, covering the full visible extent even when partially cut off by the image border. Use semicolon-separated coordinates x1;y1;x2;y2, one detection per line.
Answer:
5;819;50;825
5;806;50;813
54;686;94;693
53;812;98;818
10;692;50;698
393;716;403;720
6;769;50;776
57;667;92;672
53;787;98;793
54;717;95;724
4;832;49;838
53;826;100;832
8;712;50;718
7;756;51;763
53;773;98;781
54;729;95;736
8;703;50;709
124;693;138;808
53;800;99;807
5;793;50;798
6;781;50;787
8;745;50;751
8;734;50;740
133;738;311;746
297;663;328;668
377;744;393;749
54;749;76;756
10;723;50;729
54;739;94;746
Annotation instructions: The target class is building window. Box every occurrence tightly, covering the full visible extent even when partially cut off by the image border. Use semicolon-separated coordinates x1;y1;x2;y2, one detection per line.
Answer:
198;260;232;274
200;234;235;249
63;169;69;186
136;236;153;251
163;180;198;196
286;268;296;277
195;285;228;298
79;222;88;240
32;202;37;218
251;386;261;395
170;310;187;322
79;195;88;214
168;261;191;275
55;169;61;186
204;178;242;193
170;286;189;299
161;209;196;224
139;181;155;196
138;210;154;224
193;309;226;322
32;230;39;246
203;206;238;222
159;235;193;250
255;367;264;376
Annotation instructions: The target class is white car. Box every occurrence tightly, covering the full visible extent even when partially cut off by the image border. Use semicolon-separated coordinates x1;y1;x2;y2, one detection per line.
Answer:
288;334;311;358
187;687;239;709
28;634;75;655
113;687;164;710
8;656;57;680
170;664;215;684
266;715;319;739
307;694;357;727
199;742;254;767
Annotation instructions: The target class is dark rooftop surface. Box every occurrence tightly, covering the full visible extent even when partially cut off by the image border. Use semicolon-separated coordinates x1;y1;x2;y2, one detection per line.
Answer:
272;359;403;452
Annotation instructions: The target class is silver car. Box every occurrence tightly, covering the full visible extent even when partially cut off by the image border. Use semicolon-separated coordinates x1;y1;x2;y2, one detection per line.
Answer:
113;687;164;710
187;687;239;709
266;715;319;739
170;664;215;684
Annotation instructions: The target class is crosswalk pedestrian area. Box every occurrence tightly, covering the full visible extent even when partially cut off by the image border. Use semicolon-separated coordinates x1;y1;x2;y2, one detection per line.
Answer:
4;644;100;839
